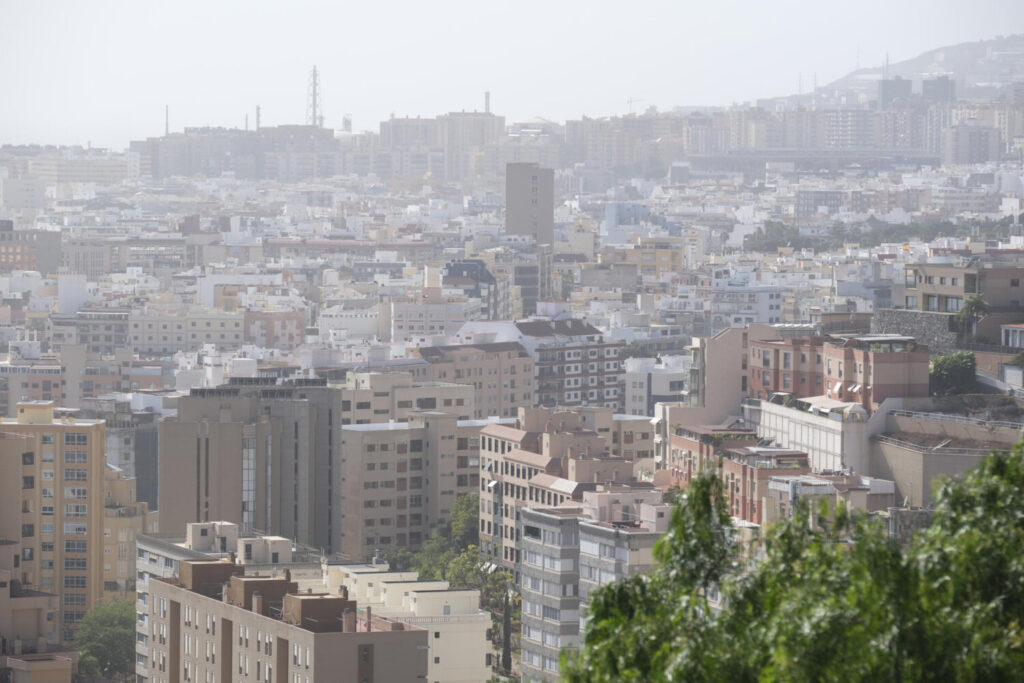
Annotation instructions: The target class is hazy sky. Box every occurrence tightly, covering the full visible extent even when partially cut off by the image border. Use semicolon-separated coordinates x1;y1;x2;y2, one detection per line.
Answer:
2;0;1023;149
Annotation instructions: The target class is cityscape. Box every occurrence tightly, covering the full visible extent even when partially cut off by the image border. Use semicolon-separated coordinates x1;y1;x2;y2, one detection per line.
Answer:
2;3;1024;682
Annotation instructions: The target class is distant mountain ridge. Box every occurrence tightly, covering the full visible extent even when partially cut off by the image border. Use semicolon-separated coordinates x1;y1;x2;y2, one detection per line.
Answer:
760;34;1024;107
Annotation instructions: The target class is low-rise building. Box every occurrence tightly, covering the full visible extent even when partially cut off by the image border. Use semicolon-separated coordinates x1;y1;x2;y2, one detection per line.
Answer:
142;559;428;683
324;562;492;683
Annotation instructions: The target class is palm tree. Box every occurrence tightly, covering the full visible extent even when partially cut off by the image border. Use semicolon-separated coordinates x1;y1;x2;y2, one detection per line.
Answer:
955;295;990;344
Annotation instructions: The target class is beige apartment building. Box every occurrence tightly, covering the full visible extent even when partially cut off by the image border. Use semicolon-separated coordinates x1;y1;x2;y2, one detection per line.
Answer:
0;539;72;682
0;402;106;641
325;562;492;683
478;407;638;568
337;372;475;424
337;411;501;561
599;235;685;279
102;467;157;600
386;287;481;343
414;341;536;419
141;559;427;683
130;307;245;355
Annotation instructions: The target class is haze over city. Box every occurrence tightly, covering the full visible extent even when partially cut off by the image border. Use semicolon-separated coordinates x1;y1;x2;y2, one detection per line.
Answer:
4;2;1024;682
2;0;1022;148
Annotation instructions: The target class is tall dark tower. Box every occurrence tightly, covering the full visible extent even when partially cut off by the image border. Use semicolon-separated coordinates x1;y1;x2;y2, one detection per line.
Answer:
307;66;323;127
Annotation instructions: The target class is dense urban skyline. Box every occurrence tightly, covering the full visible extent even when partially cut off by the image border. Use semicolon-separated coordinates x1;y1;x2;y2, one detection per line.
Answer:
2;0;1022;148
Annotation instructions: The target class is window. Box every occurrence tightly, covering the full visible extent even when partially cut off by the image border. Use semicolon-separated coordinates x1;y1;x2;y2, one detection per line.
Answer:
64;468;87;481
64;558;87;570
64;451;88;463
64;433;88;446
21;476;34;489
1013;279;1021;288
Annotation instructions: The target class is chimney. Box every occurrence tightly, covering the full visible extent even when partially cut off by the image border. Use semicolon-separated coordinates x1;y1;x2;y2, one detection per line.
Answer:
365;605;372;631
284;569;291;582
343;608;356;633
222;583;229;602
485;91;491;114
252;592;263;615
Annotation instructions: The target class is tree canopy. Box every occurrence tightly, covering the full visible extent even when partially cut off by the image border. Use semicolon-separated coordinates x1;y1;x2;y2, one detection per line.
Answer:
564;442;1024;682
930;351;977;396
74;599;136;680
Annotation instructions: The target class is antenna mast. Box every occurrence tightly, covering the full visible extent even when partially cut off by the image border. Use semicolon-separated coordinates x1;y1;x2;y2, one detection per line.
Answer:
307;66;323;127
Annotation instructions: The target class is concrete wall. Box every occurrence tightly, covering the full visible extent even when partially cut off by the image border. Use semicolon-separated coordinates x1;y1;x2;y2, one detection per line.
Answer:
886;413;1024;446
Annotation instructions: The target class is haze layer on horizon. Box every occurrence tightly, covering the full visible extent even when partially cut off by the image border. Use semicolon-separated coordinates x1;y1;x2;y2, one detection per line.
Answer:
2;0;1022;149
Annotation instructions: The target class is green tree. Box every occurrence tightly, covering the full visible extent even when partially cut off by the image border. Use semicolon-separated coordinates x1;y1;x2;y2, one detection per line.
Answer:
450;493;480;549
954;295;990;343
564;442;1024;682
931;351;977;396
501;590;513;674
74;599;135;680
618;342;658;361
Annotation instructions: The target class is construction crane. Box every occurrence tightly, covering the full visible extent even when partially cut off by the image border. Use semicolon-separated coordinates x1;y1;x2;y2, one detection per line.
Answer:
626;97;644;114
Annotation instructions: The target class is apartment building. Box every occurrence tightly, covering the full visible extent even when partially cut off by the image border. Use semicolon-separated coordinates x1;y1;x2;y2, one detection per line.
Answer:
336;371;475;424
0;539;72;681
387;287;481;343
455;318;625;410
518;486;668;683
526;320;624;409
324;562;492;683
129;307;245;355
337;411;499;560
0;221;61;275
0;402;106;641
747;336;831;401
599;235;685;279
102;466;157;600
243;310;307;351
712;447;811;524
761;473;896;523
141;560;427;683
0;356;62;417
48;308;130;356
821;335;929;410
478;407;637;568
883;261;1024;351
653;324;782;465
414;341;535;419
624;355;692;417
78;394;160;507
517;507;580;682
662;424;759;490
